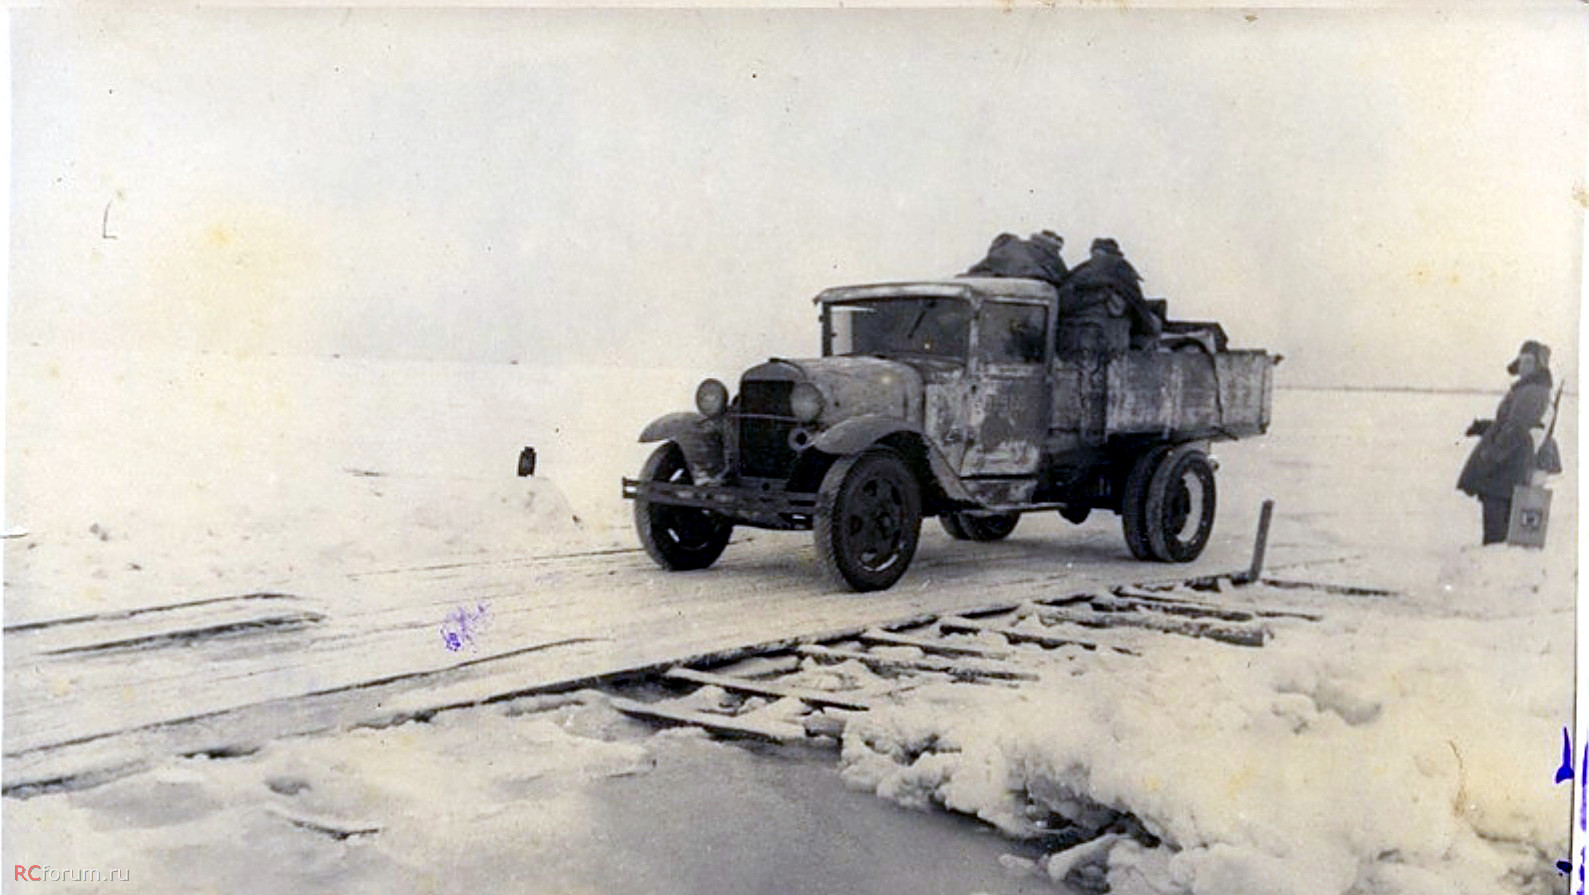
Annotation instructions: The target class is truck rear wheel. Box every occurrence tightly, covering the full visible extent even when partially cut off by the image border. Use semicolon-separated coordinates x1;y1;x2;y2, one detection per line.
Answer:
940;511;1020;542
634;443;733;571
1120;445;1171;560
1144;445;1217;562
815;448;921;592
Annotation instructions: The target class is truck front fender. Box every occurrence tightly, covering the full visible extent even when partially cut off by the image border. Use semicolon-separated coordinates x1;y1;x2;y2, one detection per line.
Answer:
813;416;974;504
640;412;710;444
812;415;918;455
638;412;725;482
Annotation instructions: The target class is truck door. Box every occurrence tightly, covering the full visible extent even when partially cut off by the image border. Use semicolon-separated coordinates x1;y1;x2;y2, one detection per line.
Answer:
959;301;1049;481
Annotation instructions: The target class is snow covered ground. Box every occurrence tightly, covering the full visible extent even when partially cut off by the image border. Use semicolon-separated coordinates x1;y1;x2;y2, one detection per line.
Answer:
3;347;693;622
836;557;1572;894
3;346;1576;894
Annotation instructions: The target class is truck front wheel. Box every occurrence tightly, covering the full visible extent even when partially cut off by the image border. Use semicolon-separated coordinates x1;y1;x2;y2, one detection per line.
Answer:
1144;445;1217;562
815;448;922;591
634;443;733;571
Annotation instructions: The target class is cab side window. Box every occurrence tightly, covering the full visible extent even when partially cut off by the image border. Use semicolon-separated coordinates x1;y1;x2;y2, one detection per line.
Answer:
979;303;1048;365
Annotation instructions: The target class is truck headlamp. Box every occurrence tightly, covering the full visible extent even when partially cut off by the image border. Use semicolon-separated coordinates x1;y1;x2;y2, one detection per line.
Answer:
789;382;825;423
695;378;729;418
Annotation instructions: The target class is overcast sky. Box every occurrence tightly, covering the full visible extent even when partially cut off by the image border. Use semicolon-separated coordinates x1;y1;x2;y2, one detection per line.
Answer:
11;8;1585;388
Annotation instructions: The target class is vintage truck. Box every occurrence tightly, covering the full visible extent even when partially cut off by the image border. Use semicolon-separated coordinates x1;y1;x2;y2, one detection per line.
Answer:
621;277;1277;591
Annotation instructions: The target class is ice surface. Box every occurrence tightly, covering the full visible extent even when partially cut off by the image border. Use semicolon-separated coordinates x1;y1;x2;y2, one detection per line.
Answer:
5;347;1575;893
4;347;706;620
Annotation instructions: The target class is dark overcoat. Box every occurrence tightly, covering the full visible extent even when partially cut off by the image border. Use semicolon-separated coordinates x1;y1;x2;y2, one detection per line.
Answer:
963;234;1068;288
1059;252;1160;338
1457;369;1552;499
1063;253;1144;306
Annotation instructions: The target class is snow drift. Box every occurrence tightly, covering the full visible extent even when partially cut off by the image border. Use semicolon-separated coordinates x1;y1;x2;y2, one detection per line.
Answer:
838;549;1572;895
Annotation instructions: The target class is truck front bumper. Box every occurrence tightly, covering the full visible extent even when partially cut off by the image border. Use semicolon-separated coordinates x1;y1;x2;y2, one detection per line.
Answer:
622;478;819;527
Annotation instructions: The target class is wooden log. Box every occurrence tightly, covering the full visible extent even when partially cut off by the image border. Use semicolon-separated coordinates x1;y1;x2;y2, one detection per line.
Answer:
796;644;1038;682
1112;585;1321;622
1236;499;1276;584
937;617;1138;656
607;696;805;744
934;619;1137;654
709;655;803;679
1090;594;1256;623
857;630;1012;660
1258;578;1397;598
1037;607;1268;648
663;667;872;712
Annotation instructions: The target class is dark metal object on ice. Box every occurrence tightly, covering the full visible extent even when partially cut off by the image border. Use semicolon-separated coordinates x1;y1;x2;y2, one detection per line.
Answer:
518;446;537;477
622;276;1279;591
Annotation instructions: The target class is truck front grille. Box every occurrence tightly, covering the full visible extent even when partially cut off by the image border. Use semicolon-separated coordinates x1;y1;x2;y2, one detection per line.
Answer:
739;418;799;478
740;381;793;417
738;380;798;479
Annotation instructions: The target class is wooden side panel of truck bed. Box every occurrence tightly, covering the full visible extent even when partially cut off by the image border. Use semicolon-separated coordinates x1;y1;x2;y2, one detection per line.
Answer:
1049;349;1273;440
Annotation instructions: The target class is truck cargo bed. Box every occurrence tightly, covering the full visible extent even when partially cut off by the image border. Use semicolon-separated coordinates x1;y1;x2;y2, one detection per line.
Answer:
1050;349;1274;442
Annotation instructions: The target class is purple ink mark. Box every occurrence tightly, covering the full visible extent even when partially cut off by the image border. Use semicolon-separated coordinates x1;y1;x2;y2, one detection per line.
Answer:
1552;727;1582;879
439;602;490;652
1558;728;1574;784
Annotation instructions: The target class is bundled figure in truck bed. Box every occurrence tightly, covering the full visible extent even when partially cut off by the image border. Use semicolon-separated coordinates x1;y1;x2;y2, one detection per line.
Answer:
962;231;1069;289
1060;238;1164;346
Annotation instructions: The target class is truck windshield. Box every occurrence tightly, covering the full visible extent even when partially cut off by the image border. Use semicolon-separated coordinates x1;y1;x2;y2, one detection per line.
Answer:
825;298;971;360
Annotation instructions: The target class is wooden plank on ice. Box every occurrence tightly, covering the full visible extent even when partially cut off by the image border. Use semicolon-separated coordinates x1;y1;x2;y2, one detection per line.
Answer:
1037;607;1268;648
938;617;1138;656
1111;585;1321;621
1091;594;1257;623
3;592;303;635
5;594;321;661
39;611;326;657
857;630;1012;660
663;667;873;712
796;644;1038;681
1258;578;1397;598
607;696;805;745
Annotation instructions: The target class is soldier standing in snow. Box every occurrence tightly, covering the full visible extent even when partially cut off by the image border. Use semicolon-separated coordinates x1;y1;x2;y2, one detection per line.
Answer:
1457;340;1554;545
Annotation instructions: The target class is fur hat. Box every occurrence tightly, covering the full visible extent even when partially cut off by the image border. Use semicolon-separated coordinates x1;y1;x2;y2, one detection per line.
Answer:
1507;340;1551;374
1031;230;1064;251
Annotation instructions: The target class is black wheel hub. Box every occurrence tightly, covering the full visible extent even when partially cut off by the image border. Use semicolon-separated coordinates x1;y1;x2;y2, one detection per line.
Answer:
846;476;906;570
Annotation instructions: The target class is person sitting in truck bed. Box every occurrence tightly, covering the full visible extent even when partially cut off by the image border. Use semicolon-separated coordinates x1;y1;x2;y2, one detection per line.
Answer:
961;230;1068;289
1060;238;1164;346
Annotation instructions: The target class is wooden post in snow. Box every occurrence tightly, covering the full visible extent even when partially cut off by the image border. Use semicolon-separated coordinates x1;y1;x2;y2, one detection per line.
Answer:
1240;499;1275;585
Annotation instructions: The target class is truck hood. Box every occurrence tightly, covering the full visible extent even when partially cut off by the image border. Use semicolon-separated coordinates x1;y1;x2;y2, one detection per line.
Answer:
741;356;939;427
